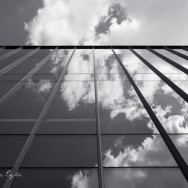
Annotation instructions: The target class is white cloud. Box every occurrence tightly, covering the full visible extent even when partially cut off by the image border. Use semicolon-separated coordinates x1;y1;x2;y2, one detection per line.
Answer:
67;49;93;73
25;0;188;45
60;81;95;110
71;171;88;188
70;134;188;187
25;79;53;94
25;0;139;45
103;135;177;167
70;169;98;188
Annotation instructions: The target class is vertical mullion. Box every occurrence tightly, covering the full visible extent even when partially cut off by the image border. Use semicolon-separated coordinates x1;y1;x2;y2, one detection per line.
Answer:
93;48;105;188
0;49;55;106
129;47;188;103
164;47;188;61
147;47;188;75
111;47;188;182
0;47;23;62
2;48;76;188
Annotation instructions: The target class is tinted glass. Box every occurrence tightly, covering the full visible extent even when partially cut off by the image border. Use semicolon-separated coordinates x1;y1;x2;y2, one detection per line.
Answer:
170;135;188;165
135;49;188;93
22;135;98;167
97;80;154;134
95;49;123;73
67;49;93;73
156;49;188;69
12;168;99;188
0;135;28;167
102;135;177;167
135;80;188;134
0;120;34;134
46;81;95;119
104;168;187;188
0;81;54;119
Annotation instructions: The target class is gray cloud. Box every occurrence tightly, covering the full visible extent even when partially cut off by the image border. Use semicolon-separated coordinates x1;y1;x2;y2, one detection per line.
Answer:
95;3;129;35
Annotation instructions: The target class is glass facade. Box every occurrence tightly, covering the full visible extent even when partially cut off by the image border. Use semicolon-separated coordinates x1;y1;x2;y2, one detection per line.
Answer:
0;46;188;188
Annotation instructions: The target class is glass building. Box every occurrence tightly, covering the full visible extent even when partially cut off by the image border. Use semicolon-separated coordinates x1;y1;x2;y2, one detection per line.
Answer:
0;46;188;188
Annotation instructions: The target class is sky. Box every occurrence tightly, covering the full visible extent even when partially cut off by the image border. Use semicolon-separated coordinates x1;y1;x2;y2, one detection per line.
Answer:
1;0;188;187
0;0;188;45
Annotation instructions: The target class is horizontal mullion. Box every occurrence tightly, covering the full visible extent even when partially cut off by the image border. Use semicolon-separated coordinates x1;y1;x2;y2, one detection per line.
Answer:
0;166;179;169
0;46;187;49
1;133;188;136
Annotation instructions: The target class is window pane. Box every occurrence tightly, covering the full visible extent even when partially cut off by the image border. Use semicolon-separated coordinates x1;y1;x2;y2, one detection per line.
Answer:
38;120;96;134
63;74;94;81
0;81;54;119
0;82;18;98
47;81;95;119
0;57;23;71
21;135;98;167
135;49;188;93
0;120;34;134
115;49;187;81
5;56;49;76
135;49;182;73
170;135;188;165
155;49;188;69
135;80;188;134
114;49;154;74
95;49;123;73
0;49;49;75
96;73;126;81
24;49;50;58
10;49;40;57
102;135;177;167
33;49;72;81
104;168;187;188
38;80;96;134
0;49;15;56
67;49;93;73
12;168;99;188
97;80;154;134
0;135;28;167
174;49;188;56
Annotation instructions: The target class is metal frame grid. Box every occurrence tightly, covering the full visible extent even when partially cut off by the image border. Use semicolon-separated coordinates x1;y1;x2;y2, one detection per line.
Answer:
0;46;188;188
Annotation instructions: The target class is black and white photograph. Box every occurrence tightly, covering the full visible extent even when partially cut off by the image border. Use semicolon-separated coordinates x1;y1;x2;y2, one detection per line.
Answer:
0;0;188;187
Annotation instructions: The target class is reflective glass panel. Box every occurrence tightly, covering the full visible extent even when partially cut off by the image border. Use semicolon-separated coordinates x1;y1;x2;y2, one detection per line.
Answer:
95;49;123;73
46;81;95;119
67;49;93;73
135;80;188;134
102;135;177;167
135;49;188;93
22;135;98;167
97;80;154;134
0;81;54;119
0;120;34;134
170;135;188;165
12;168;99;188
156;49;188;69
0;135;28;167
174;49;188;56
104;168;187;188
